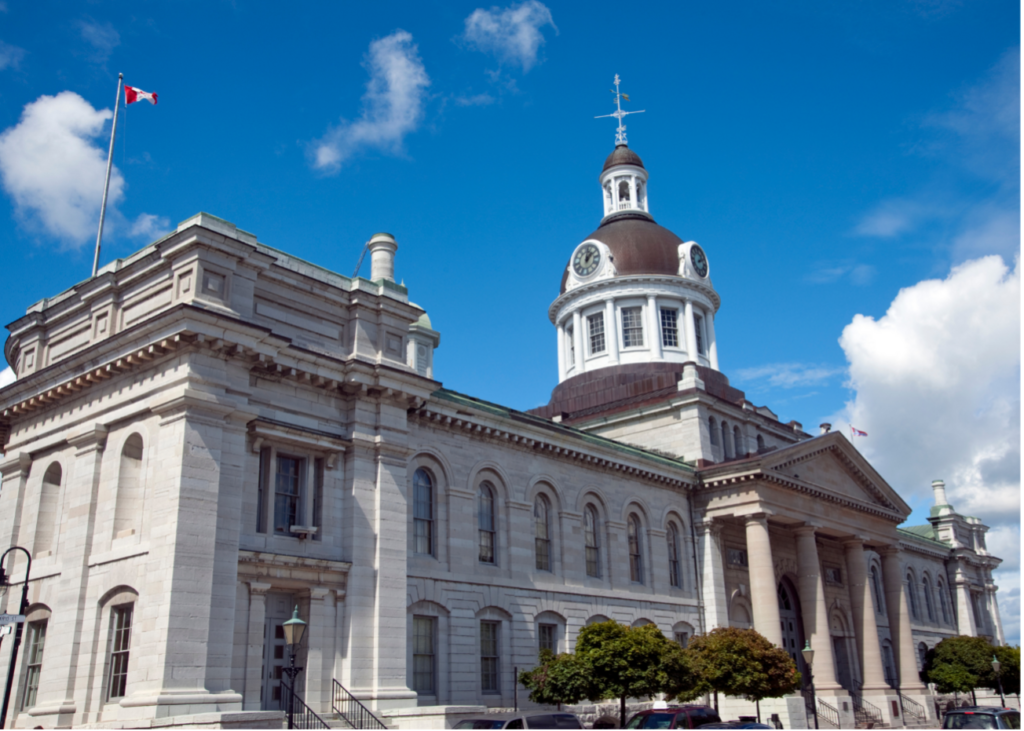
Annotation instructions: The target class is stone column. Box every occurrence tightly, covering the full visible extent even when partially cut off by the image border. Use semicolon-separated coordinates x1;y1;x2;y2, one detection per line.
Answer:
305;587;334;714
706;312;719;370
556;324;566;381
572;310;585;374
880;547;925;691
697;520;729;630
954;571;977;636
843;540;888;691
647;295;663;359
605;299;620;364
244;582;271;710
744;514;783;647
795;526;840;690
986;584;1005;645
684;300;698;361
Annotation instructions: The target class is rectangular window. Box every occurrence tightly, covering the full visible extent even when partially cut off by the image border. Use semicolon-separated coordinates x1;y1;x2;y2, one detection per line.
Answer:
535;535;550;572
480;621;500;693
274;456;302;535
825;567;843;585
695;314;706;355
567;326;575;365
538;623;556;656
257;448;268;532
727;548;748;567
412;616;435;694
21;619;47;710
660;308;679;348
587;313;606;355
107;604;133;701
674;631;689;648
312;457;324;541
622;307;645;348
586;546;600;578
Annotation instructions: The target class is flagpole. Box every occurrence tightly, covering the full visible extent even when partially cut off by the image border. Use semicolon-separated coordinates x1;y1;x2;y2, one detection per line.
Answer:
92;72;123;278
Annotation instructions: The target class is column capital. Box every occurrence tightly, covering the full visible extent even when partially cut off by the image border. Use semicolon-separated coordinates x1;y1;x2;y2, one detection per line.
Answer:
794;524;820;537
877;544;902;558
309;586;331;601
842;535;870;549
697;518;723;537
743;512;772;527
248;581;272;597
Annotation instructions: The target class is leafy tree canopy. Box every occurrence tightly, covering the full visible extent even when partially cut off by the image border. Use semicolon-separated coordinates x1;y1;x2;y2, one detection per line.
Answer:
518;649;592;707
683;627;800;703
992;645;1020;696
923;636;997;694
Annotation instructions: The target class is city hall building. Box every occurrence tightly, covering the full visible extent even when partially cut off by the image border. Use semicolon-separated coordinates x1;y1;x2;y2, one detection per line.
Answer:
0;139;1005;729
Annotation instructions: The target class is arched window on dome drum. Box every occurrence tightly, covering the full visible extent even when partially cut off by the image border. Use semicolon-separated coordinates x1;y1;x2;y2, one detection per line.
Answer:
534;495;551;572
628;514;643;584
721;421;731;459
413;469;433;555
922;575;936;622
667;523;681;588
584;506;601;578
478;482;495;564
709;417;719;446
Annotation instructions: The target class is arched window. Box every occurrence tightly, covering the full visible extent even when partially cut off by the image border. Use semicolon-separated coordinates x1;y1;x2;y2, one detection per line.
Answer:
114;434;144;537
906;571;920;620
917;642;929;671
757;434;765;453
584;506;601;578
413;468;433;555
938;579;952;624
534;495;551;572
733;426;743;457
721;421;731;459
667;523;681;588
478;482;495;564
870;566;886;615
35;463;62;555
922;575;936;622
628;514;643;584
709;417;719;446
618;179;630;202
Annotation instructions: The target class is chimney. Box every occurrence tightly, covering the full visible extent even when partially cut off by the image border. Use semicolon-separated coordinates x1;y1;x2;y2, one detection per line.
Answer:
819;423;831;435
932;479;949;507
368;232;398;282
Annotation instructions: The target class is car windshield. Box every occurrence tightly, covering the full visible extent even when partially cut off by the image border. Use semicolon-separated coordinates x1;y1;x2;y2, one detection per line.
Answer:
525;715;582;729
453;721;507;729
625;712;677;729
945;713;999;730
1002;712;1021;730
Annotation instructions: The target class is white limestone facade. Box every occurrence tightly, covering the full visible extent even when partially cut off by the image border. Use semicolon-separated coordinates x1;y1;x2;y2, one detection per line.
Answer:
0;143;1007;731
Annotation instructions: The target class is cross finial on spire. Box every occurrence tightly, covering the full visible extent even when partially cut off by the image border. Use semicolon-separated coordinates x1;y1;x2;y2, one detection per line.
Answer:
595;74;645;146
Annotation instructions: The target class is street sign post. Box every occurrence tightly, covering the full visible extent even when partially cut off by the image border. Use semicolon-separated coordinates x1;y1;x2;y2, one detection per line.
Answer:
0;614;25;625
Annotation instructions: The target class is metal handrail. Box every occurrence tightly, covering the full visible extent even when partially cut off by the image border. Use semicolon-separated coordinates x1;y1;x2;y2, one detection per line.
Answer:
280;678;330;729
332;678;388;730
850;690;884;727
816;697;841;728
901;692;926;724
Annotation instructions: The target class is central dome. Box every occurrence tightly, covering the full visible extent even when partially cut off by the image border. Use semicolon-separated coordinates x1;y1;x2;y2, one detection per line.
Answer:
559;212;684;293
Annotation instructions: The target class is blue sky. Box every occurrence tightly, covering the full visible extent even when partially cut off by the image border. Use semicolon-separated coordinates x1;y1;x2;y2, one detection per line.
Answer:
0;1;1019;643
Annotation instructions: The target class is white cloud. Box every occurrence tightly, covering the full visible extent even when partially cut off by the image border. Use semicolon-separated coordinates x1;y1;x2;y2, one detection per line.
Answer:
311;31;430;174
806;261;876;286
854;199;938;238
0;91;166;248
462;1;557;73
831;254;1020;517
0;366;13;388
455;93;496;107
130;212;170;241
734;362;846;390
0;40;26;71
78;19;120;63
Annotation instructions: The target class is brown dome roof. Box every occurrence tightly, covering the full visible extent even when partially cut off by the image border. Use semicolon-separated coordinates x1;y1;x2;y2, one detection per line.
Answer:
559;212;683;293
602;144;645;172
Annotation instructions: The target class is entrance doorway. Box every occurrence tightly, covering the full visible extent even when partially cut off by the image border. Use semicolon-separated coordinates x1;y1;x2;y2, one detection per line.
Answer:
830;612;854;691
777;579;808;681
262;593;297;711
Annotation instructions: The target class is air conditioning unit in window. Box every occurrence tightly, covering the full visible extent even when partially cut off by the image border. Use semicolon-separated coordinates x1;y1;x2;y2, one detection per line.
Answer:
290;526;318;538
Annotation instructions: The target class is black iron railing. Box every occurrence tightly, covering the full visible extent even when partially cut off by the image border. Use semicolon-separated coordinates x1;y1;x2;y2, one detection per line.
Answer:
280;678;330;729
851;690;883;728
332;679;388;730
816;697;841;728
901;692;926;725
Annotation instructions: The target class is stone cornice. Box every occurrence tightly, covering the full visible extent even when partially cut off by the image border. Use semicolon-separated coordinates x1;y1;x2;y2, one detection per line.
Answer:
549;274;721;324
411;405;692;491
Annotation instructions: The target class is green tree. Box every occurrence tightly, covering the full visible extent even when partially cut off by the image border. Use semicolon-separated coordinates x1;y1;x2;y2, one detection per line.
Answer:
923;636;996;701
992;645;1020;696
518;649;592;707
682;628;801;719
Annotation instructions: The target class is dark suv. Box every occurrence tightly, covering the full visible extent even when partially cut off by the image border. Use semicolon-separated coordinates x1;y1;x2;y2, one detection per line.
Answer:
942;707;1021;729
624;706;722;729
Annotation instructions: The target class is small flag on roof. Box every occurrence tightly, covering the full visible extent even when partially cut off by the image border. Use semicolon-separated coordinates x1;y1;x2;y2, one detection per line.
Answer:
851;426;868;437
125;86;158;105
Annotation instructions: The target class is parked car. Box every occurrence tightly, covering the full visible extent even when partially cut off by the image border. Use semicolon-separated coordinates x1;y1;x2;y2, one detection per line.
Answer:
453;712;584;729
697;723;773;729
624;705;722;729
942;706;1021;729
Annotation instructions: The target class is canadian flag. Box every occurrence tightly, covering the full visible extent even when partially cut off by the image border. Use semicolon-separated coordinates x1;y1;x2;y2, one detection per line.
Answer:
125;86;157;105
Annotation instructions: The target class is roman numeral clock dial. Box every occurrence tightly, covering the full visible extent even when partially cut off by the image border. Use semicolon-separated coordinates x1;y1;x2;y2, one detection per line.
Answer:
573;243;601;277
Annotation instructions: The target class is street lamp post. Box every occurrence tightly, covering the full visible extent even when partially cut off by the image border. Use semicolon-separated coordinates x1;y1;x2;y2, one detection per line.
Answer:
802;641;819;730
992;655;1006;707
0;546;32;730
281;606;308;730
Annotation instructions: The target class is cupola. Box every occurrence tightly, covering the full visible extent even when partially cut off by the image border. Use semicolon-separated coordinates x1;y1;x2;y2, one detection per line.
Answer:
600;144;649;217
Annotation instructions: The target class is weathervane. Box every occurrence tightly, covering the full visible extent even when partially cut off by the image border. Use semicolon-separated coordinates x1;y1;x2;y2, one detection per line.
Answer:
595;74;645;146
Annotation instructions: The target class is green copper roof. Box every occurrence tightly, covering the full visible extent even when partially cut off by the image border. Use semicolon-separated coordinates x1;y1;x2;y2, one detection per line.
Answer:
899;524;950;549
433;388;695;474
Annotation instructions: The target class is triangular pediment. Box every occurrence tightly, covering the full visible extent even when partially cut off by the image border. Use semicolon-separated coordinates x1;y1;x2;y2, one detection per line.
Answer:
758;433;911;517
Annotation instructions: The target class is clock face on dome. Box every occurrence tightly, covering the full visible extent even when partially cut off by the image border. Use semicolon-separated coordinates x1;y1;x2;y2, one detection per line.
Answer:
690;244;709;278
573;243;601;277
